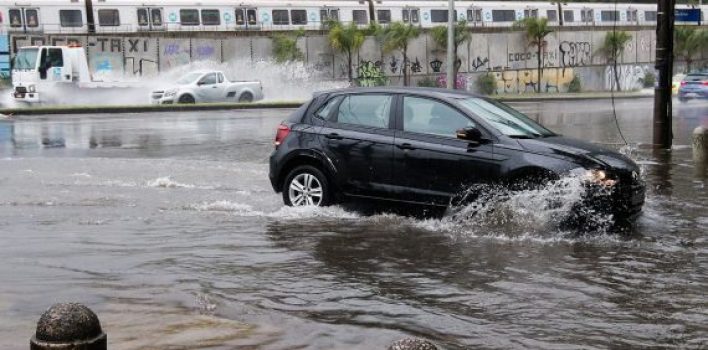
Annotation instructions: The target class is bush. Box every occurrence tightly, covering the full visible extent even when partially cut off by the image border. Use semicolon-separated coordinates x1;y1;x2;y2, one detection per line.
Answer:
272;29;305;63
641;71;656;88
567;74;581;93
417;76;437;87
476;74;497;95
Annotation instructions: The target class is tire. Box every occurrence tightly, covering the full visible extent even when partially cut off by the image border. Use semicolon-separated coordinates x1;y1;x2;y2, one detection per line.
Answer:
238;92;253;103
178;94;195;104
282;165;332;207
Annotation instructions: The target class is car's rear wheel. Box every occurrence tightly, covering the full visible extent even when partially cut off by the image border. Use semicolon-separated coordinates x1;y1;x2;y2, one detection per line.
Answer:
178;94;195;104
238;92;253;103
283;165;332;207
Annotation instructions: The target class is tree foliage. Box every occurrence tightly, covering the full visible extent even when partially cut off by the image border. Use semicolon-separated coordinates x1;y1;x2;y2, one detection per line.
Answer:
597;31;632;91
430;21;471;88
328;21;366;82
382;22;421;86
514;17;553;93
272;28;305;63
674;27;708;73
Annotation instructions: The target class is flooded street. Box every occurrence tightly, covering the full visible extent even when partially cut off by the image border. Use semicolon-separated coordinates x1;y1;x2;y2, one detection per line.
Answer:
0;99;706;349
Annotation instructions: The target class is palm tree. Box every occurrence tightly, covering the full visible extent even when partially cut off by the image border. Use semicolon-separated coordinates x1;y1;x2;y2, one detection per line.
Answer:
597;31;632;91
328;21;365;83
674;27;708;73
430;20;471;89
382;22;421;86
514;17;553;93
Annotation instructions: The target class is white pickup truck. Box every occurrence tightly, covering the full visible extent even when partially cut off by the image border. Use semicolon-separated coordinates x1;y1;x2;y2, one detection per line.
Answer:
151;71;263;104
11;45;140;105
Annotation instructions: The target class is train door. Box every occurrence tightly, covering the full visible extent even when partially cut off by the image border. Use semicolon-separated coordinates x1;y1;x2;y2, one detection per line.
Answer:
8;8;41;33
523;7;539;19
137;7;164;31
319;7;339;28
402;7;420;25
467;7;483;27
235;7;258;29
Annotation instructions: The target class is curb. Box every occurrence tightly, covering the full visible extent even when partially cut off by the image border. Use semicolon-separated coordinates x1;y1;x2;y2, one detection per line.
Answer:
0;94;654;116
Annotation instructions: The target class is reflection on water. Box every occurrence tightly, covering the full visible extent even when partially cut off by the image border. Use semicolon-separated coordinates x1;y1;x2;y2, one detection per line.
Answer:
0;100;706;349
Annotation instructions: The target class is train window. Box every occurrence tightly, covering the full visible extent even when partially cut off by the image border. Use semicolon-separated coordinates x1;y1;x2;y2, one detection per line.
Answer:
600;11;619;22
291;10;307;25
180;9;200;26
201;10;220;25
466;9;482;22
492;10;516;22
547;10;557;22
236;9;245;25
352;10;368;24
9;9;22;27
329;10;339;21
644;11;657;21
402;9;409;22
431;10;456;23
59;10;83;27
563;10;574;22
137;9;148;26
26;9;39;27
152;9;162;26
247;9;257;25
581;9;593;22
411;9;419;23
272;10;289;25
377;10;391;24
98;9;120;27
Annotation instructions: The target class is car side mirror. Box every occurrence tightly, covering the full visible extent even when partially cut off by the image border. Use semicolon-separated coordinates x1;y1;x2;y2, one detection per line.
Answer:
197;81;205;86
456;127;484;143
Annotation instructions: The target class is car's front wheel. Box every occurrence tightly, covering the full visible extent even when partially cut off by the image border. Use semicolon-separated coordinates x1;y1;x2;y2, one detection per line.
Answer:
283;165;332;207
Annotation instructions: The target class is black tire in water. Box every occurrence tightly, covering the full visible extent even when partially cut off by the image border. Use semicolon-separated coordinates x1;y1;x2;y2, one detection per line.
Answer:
178;94;196;104
282;165;332;207
238;92;254;103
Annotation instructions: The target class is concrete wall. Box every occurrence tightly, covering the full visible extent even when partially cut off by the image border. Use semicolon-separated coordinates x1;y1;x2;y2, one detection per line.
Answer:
8;29;708;92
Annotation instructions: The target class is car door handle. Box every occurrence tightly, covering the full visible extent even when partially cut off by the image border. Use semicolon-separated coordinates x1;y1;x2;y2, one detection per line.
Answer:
397;143;416;150
325;133;343;140
211;86;218;88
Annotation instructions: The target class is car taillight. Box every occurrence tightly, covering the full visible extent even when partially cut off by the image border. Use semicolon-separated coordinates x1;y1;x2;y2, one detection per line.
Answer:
274;124;290;147
681;81;687;86
702;81;708;86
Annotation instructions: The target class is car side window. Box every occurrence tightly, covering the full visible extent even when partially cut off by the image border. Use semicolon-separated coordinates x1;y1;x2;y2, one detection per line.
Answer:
403;97;474;137
335;94;392;129
217;73;224;83
314;96;343;120
199;73;217;85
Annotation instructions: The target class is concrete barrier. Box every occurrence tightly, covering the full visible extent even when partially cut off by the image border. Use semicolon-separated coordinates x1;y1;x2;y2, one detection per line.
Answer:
693;126;708;175
30;303;106;350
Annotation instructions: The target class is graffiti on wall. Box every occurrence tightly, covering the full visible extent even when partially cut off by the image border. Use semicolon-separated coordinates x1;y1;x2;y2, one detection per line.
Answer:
471;56;489;71
123;38;158;76
559;41;592;68
161;41;190;70
604;65;651;91
492;68;576;94
356;60;388;87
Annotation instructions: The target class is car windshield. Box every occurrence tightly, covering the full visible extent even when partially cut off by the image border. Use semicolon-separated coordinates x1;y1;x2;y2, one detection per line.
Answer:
176;72;204;85
13;48;39;70
457;97;556;138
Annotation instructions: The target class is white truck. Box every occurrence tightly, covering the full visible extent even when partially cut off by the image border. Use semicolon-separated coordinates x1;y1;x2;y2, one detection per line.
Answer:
151;71;263;104
11;45;139;105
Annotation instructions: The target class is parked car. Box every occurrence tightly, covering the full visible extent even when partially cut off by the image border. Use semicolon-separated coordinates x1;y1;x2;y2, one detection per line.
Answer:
677;72;708;102
151;70;263;104
268;87;645;221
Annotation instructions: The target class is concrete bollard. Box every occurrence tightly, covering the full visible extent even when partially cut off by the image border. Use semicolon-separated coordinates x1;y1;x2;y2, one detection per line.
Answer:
30;303;107;350
388;338;439;350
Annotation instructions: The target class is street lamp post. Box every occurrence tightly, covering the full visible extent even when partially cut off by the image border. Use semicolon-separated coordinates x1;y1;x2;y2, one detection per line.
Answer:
446;0;455;89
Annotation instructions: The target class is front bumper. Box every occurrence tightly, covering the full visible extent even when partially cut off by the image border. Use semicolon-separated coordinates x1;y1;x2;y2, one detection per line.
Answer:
581;177;645;222
12;91;40;103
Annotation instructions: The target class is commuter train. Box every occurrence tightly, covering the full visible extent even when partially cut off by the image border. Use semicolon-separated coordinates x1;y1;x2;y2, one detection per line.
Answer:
0;0;705;34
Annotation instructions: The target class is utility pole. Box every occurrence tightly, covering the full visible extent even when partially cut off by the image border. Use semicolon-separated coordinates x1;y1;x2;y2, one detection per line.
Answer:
653;0;675;149
446;0;455;89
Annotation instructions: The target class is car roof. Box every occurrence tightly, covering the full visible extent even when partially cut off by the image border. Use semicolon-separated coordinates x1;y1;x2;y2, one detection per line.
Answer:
314;87;483;100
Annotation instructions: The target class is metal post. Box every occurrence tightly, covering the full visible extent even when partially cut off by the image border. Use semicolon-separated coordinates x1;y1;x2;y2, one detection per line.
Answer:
446;0;455;89
653;0;675;149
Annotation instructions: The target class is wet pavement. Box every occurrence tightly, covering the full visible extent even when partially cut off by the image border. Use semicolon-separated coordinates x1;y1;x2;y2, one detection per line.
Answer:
0;99;707;349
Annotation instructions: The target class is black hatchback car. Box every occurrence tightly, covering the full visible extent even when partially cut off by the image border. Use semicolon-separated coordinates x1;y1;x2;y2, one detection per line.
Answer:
269;87;645;220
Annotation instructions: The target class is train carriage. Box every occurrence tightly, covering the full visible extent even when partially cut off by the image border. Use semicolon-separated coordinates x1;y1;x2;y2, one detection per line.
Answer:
0;0;87;34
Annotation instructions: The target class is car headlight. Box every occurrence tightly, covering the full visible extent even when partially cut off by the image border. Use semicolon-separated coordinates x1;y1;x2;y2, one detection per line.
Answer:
570;168;618;187
28;85;36;93
164;89;178;97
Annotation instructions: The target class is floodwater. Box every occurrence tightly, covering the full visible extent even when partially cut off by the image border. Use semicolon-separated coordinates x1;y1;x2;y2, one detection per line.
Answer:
0;99;706;349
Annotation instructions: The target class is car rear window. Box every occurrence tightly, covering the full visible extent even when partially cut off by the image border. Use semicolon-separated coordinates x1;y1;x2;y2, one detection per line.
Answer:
685;74;708;82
